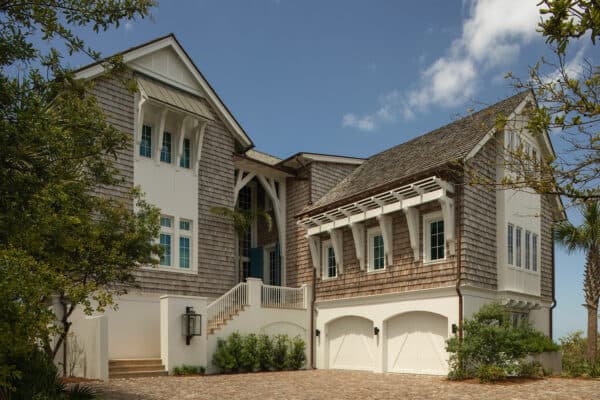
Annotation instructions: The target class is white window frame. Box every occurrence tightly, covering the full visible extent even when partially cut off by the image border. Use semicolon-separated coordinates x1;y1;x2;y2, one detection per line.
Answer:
321;239;337;279
367;226;385;272
159;215;174;267
178;218;193;269
516;226;522;268
423;211;446;264
507;223;514;265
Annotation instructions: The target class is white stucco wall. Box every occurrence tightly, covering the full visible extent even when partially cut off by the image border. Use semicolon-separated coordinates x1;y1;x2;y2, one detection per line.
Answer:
314;287;459;374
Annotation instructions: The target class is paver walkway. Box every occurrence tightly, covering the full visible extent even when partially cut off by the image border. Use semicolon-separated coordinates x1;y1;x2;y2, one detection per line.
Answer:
91;370;600;400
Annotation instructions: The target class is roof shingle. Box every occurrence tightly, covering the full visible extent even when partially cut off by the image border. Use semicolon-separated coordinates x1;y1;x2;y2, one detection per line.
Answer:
303;91;530;216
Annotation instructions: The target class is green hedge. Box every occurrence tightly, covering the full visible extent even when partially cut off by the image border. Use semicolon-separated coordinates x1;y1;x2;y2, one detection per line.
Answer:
213;332;306;373
447;303;559;383
172;365;205;375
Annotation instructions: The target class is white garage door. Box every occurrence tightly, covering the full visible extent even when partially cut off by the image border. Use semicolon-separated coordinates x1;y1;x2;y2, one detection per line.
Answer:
386;312;448;375
327;316;375;371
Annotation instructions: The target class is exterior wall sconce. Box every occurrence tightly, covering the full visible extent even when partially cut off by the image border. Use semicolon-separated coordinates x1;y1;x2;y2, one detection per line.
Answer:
315;329;320;337
373;327;380;336
182;306;202;345
452;323;458;334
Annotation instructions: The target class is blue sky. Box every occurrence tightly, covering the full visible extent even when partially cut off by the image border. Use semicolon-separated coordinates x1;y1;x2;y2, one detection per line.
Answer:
53;0;596;339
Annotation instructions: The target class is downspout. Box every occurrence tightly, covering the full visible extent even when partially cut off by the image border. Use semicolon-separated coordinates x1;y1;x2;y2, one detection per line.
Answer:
550;226;556;339
455;183;463;340
310;264;316;369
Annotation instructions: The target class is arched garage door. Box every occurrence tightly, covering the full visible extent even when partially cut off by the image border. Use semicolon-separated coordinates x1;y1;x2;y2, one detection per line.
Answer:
327;316;375;371
385;312;448;375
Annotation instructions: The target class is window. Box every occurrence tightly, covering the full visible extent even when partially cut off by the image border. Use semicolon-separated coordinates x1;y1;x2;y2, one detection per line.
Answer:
368;228;385;271
159;216;173;266
429;220;445;261
140;125;152;158
238;185;253;280
507;224;514;265
525;231;531;270
510;312;528;328
322;241;336;279
516;227;522;267
423;212;445;263
532;234;538;272
179;219;192;269
160;132;172;163
180;137;191;168
268;248;278;285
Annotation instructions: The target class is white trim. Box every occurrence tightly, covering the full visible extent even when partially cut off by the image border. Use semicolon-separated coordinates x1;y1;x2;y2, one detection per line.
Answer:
367;226;385;272
299;153;365;165
329;229;344;275
74;35;253;148
350;222;366;270
422;211;445;264
376;214;393;267
403;207;420;261
308;236;321;278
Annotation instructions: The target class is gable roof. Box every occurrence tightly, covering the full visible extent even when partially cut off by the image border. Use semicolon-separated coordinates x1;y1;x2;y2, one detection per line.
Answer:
278;152;366;170
74;34;254;150
245;149;282;166
302;91;531;216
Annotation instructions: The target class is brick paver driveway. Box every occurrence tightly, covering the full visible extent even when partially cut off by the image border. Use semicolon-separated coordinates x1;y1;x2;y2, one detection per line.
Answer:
92;370;600;400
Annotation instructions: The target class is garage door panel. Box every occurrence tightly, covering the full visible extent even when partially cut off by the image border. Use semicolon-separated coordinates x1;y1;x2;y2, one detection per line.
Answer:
386;312;448;375
327;316;374;371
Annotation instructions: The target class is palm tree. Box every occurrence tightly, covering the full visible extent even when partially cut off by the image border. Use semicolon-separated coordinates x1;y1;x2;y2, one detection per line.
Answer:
555;201;600;364
210;206;272;281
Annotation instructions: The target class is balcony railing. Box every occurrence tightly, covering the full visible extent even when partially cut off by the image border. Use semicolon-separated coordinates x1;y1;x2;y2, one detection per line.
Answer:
261;284;306;310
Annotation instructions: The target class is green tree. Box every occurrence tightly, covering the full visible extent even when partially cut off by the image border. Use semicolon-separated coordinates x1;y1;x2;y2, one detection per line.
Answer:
0;0;158;383
555;201;600;364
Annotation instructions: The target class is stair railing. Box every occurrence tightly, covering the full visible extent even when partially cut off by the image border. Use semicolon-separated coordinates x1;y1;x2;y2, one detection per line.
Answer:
207;282;248;331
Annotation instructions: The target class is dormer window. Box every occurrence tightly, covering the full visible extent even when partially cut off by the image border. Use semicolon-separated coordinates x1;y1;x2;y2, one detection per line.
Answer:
180;137;191;168
160;132;172;163
140;125;152;158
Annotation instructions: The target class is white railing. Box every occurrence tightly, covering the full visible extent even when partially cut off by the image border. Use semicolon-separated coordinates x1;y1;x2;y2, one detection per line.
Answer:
207;282;248;330
261;284;306;310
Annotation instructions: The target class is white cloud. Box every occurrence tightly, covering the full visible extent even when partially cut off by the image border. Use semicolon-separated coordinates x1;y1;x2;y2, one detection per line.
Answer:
342;0;543;132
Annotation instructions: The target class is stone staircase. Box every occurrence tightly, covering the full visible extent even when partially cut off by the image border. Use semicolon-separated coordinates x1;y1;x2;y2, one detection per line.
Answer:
108;358;168;379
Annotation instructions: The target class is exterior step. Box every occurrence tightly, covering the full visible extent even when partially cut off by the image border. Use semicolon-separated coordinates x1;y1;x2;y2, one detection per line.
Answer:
109;370;168;379
109;358;166;379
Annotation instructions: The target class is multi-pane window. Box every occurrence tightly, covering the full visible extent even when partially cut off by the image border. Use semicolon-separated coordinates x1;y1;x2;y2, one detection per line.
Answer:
516;227;522;267
525;231;531;270
179;219;191;269
268;248;278;285
372;234;385;270
159;216;173;267
507;224;514;265
160;132;172;163
140;125;152;158
180;137;191;169
238;186;252;259
510;312;528;328
532;234;538;272
429;220;445;261
324;245;337;278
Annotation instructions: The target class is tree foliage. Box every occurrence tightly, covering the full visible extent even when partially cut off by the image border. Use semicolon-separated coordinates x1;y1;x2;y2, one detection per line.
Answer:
0;0;158;389
555;201;600;363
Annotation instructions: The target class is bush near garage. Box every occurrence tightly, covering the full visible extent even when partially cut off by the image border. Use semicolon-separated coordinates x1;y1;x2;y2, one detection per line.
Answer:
446;303;559;383
213;332;306;373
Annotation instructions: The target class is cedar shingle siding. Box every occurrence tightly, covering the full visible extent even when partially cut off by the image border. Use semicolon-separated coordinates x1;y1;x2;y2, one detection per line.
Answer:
92;75;237;297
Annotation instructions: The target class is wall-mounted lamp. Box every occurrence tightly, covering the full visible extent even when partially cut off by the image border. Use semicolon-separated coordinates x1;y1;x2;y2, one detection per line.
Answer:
452;323;459;334
374;327;380;336
182;306;202;345
315;329;321;337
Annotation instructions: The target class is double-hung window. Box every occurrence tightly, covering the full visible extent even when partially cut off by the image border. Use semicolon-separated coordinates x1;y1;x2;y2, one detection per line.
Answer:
180;137;191;169
322;240;337;279
140;125;152;158
507;224;514;265
515;227;522;267
179;219;192;269
160;132;172;163
368;228;385;271
532;233;538;272
525;231;531;270
423;212;445;263
159;216;173;266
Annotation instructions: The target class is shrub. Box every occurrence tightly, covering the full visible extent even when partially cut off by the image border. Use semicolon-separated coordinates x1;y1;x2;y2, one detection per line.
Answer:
272;335;289;370
172;365;204;375
240;334;260;372
286;336;307;370
477;364;507;383
559;331;600;377
212;338;236;373
256;334;273;371
515;361;544;378
446;303;558;382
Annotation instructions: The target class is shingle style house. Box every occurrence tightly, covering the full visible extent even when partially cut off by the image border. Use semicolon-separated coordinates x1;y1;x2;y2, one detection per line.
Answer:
68;35;563;379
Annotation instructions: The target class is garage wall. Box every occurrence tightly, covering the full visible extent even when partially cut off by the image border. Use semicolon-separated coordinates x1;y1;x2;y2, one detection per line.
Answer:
315;288;459;374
